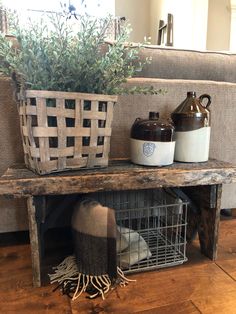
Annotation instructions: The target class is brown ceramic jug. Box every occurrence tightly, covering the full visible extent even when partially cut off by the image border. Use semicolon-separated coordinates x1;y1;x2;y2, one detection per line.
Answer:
171;91;211;162
130;112;175;166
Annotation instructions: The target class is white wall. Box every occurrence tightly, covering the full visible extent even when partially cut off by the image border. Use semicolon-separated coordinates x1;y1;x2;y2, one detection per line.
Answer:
191;0;209;50
207;0;231;51
115;0;151;42
116;0;233;51
230;0;236;51
150;0;209;49
150;0;163;44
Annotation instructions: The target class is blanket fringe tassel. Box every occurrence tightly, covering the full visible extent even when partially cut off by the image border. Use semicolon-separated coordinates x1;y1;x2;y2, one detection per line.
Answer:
49;255;136;300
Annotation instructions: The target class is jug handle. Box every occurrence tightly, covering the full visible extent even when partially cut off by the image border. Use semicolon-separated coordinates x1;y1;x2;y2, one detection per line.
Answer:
134;117;141;123
199;94;211;108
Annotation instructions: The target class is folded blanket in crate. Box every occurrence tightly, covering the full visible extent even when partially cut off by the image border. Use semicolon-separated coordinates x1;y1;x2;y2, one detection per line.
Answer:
117;226;152;268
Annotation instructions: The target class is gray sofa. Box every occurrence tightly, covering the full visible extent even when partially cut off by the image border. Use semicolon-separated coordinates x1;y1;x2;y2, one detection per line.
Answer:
1;46;236;232
0;77;27;232
111;47;236;210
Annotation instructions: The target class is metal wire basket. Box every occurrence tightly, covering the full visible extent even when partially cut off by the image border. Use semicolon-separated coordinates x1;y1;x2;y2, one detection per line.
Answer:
92;188;188;274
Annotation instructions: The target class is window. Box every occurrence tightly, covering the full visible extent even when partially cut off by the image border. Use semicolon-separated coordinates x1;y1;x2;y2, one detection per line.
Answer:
3;0;115;17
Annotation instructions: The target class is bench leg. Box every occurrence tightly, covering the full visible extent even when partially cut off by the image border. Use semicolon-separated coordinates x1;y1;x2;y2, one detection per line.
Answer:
27;195;46;287
184;184;222;260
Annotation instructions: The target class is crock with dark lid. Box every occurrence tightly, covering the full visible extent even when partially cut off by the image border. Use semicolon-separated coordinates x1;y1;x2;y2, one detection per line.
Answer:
171;91;211;132
131;111;174;142
130;112;175;166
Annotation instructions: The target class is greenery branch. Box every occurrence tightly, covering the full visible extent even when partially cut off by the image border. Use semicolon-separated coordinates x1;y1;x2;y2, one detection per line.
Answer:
0;10;163;96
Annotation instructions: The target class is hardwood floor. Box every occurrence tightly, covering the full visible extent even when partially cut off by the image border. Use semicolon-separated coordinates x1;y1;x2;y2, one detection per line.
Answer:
1;219;236;314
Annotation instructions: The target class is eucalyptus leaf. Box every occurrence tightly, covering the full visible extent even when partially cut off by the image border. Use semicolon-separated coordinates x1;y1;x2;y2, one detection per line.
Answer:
0;11;163;95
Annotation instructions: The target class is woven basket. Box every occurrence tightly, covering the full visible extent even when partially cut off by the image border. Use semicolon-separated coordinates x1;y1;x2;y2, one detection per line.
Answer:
18;90;117;175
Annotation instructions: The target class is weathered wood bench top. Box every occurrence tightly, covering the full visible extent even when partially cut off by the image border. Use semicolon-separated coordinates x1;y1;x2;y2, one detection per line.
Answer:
0;159;236;198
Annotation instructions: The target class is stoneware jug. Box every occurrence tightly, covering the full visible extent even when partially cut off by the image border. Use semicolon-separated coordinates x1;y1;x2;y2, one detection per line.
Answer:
171;91;211;162
130;112;175;166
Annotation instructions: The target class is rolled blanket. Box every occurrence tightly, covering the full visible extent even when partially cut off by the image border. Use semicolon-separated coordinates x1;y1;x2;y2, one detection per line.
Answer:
49;199;135;301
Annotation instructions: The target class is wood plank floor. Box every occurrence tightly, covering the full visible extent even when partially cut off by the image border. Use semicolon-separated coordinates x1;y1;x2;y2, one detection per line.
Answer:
1;219;236;314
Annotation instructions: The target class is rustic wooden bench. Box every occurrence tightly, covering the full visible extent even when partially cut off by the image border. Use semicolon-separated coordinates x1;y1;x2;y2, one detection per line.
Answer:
1;159;236;287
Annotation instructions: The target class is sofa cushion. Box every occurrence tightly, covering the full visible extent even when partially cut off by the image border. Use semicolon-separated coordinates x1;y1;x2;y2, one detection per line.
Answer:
137;46;236;84
112;78;236;209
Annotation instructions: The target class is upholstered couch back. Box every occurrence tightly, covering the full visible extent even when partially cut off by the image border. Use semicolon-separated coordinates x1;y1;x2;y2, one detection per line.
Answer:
1;46;236;232
0;77;27;232
137;46;236;83
111;46;236;210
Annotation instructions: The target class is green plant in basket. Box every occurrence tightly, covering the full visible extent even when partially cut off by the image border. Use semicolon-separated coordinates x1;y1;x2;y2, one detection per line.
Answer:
0;10;163;96
0;9;165;175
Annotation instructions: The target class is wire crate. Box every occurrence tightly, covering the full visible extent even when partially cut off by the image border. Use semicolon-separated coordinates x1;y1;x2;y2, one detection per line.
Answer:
92;188;188;274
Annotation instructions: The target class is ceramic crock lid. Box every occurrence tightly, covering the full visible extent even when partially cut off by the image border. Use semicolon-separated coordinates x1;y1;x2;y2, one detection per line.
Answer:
130;112;174;142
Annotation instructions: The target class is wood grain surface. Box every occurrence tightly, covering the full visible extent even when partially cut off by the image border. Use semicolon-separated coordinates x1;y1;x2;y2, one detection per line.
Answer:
1;219;236;313
0;159;236;197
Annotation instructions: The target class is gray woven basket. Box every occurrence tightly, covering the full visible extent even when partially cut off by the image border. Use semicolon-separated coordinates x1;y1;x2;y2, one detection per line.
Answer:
18;90;117;174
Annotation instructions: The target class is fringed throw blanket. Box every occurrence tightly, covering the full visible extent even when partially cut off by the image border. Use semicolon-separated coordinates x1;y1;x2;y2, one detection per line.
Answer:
49;199;134;300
